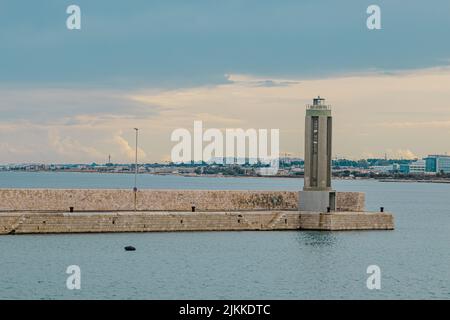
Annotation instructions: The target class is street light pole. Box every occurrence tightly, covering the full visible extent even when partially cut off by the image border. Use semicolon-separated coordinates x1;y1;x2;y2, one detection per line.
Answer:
134;128;139;192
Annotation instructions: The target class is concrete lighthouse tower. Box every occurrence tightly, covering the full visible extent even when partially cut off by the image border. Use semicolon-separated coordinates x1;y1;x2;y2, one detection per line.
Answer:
299;96;336;212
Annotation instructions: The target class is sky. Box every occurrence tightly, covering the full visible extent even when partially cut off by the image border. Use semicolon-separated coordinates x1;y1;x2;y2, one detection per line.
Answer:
1;0;450;163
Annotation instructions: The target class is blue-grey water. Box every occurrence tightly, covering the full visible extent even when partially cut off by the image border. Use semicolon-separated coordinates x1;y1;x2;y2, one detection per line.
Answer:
0;172;449;299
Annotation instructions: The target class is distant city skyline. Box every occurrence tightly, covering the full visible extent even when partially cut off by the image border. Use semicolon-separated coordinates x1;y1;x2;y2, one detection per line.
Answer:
3;154;450;179
1;153;448;166
1;1;450;163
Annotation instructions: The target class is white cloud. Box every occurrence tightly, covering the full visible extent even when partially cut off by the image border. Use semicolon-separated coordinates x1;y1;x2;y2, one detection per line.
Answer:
113;133;147;161
377;120;450;129
48;129;104;162
387;149;418;160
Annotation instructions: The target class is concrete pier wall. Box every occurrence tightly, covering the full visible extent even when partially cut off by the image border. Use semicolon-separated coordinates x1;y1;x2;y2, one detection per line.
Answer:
299;212;394;230
0;211;300;234
0;211;393;235
0;189;392;234
0;189;364;212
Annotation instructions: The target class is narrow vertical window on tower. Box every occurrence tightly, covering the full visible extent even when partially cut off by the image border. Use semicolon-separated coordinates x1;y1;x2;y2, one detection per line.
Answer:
312;117;319;155
327;116;332;188
311;116;319;187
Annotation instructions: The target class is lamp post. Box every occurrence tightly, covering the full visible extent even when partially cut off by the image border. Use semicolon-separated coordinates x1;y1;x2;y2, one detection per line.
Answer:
133;128;138;192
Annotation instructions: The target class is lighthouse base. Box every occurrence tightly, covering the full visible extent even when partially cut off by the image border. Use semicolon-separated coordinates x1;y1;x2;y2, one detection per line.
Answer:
298;190;336;213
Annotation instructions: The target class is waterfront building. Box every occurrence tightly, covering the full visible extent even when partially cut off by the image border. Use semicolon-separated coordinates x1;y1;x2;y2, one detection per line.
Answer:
424;155;450;174
409;159;426;174
399;163;410;174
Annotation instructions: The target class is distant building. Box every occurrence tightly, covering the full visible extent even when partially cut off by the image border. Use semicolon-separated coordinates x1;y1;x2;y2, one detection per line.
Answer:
399;163;410;174
424;155;450;174
409;160;426;174
371;165;394;173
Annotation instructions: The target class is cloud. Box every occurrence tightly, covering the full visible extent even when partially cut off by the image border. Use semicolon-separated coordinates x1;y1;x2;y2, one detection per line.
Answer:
2;67;450;163
0;88;160;124
225;74;300;87
2;1;450;90
254;80;300;87
377;120;450;129
113;133;147;161
0;142;33;157
387;149;418;160
48;129;104;162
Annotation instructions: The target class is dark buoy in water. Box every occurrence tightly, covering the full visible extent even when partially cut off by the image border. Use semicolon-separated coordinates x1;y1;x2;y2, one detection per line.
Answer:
124;246;136;251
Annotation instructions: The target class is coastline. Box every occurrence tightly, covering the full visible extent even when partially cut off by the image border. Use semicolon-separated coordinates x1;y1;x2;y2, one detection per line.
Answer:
377;179;450;184
2;170;450;184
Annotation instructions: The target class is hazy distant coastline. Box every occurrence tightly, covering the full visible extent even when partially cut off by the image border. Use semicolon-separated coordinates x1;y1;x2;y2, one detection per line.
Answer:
2;169;450;184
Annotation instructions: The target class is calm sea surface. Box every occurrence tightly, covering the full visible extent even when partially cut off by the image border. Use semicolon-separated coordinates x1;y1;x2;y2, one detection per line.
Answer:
0;172;449;299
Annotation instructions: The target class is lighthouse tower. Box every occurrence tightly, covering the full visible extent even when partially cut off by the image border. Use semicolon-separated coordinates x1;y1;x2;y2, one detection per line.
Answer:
299;96;336;212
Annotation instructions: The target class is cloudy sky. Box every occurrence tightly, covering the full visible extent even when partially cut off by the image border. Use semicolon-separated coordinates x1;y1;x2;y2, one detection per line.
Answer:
1;0;450;163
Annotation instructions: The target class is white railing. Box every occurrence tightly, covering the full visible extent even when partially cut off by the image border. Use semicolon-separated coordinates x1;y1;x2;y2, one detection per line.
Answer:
306;104;331;110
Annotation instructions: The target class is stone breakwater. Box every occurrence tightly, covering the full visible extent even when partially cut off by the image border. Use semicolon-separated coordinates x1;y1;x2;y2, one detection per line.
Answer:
0;211;394;235
0;189;363;212
0;189;393;234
